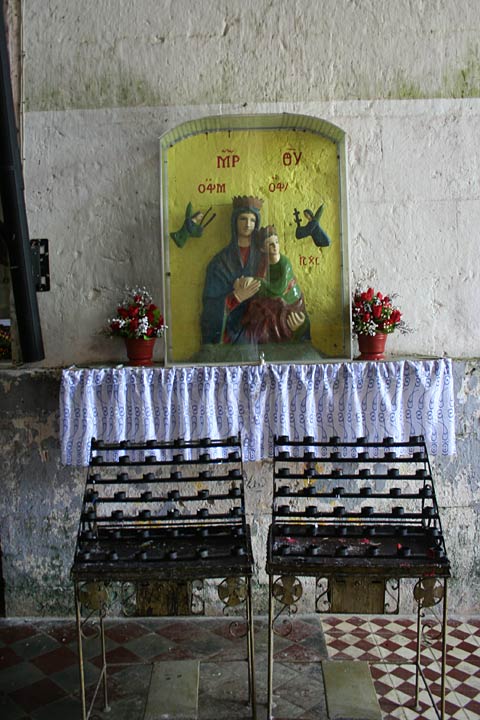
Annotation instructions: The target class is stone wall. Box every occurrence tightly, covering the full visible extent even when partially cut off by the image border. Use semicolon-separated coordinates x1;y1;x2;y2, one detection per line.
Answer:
22;97;480;365
22;0;480;111
0;362;478;616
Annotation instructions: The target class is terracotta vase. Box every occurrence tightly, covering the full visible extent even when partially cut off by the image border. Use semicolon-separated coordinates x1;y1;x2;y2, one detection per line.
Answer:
357;332;388;361
124;337;156;366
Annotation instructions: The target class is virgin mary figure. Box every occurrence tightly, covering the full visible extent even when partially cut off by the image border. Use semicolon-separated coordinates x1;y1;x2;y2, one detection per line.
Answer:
200;196;264;345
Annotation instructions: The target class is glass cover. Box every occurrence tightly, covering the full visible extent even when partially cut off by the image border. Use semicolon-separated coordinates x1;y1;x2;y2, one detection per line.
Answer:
160;113;351;366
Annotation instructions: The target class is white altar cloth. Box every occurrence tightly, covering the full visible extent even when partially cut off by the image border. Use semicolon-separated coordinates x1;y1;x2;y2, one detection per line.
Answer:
60;359;455;466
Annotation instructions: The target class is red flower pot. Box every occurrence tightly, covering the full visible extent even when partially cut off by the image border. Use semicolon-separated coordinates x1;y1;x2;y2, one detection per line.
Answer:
124;338;156;366
357;333;387;361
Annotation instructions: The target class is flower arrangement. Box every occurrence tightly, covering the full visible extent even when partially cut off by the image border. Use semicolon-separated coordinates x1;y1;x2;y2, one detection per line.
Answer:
108;287;166;340
352;287;404;336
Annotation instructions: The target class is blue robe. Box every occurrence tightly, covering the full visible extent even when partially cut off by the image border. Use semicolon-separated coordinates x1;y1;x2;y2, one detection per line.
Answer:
201;236;263;344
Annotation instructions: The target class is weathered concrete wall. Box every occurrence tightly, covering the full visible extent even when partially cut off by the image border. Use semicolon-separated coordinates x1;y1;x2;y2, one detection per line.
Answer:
0;370;84;614
24;97;480;365
1;362;479;616
22;0;480;111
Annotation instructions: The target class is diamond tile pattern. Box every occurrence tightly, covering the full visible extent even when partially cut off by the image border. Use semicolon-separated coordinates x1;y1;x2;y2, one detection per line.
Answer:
322;615;480;719
0;615;479;718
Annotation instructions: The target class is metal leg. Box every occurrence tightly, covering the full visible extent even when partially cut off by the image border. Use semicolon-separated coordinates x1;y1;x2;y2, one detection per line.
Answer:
99;612;110;713
245;576;256;719
440;579;448;720
415;593;422;707
267;575;274;720
412;576;449;720
74;583;87;720
74;582;111;719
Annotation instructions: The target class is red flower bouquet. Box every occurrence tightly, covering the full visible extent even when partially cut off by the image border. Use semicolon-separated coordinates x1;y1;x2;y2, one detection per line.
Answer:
108;287;166;339
352;287;404;336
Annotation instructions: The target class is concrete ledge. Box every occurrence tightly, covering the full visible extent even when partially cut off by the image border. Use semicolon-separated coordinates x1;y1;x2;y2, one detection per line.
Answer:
322;660;382;720
144;660;200;719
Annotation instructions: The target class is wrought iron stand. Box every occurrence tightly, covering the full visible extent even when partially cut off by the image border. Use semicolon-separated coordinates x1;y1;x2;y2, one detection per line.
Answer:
266;435;450;720
72;436;256;720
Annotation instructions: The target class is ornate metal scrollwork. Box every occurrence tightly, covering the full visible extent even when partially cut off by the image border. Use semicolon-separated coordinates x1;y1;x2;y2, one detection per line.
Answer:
76;582;111;639
191;579;205;615
217;578;248;637
78;582;109;612
121;582;138;616
315;577;330;613
227;619;248;638
273;616;294;637
413;577;444;609
218;576;247;608
414;578;445;649
272;575;303;607
271;575;303;636
385;578;400;614
420;616;443;646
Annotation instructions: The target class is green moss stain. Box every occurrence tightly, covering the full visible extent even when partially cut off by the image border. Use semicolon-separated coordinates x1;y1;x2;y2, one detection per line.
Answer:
25;71;164;112
447;46;480;98
387;71;424;100
10;565;74;615
20;40;480;111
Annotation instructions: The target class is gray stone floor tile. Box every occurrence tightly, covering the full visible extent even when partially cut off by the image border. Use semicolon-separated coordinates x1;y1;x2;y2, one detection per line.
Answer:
1;614;478;719
306;700;329;720
296;628;328;655
198;660;251;719
0;695;28;720
273;664;325;711
323;660;382;720
0;660;44;692
30;695;82;720
94;694;147;720
145;661;199;720
198;695;253;720
254;655;302;694
109;662;154;699
269;694;311;719
68;631;118;660
51;659;103;693
198;660;248;694
183;632;233;659
254;627;295;656
120;631;173;660
11;633;59;661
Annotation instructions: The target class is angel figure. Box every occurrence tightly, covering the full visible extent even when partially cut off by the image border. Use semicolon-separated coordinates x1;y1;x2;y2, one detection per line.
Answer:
170;202;216;248
294;203;331;248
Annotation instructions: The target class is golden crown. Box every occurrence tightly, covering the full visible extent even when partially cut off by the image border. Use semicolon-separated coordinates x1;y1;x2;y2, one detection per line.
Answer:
232;195;263;210
259;225;277;241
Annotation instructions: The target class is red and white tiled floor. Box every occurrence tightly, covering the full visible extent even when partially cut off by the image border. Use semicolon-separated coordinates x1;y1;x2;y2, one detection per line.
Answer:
1;614;480;718
322;615;480;719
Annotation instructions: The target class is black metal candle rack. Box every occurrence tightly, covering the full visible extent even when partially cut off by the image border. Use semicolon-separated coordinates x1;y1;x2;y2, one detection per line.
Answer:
266;434;450;720
71;435;256;720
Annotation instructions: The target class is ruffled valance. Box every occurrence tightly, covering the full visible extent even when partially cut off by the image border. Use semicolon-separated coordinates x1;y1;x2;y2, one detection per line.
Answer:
60;359;455;466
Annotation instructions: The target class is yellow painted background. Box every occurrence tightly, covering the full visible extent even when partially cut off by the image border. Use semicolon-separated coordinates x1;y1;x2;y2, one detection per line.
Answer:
166;128;346;361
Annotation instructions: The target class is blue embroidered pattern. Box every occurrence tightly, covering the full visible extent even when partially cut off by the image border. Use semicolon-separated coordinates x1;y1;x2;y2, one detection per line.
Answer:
60;360;456;466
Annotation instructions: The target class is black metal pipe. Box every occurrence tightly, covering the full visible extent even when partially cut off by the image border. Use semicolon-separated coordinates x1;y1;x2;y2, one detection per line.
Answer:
0;7;44;361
